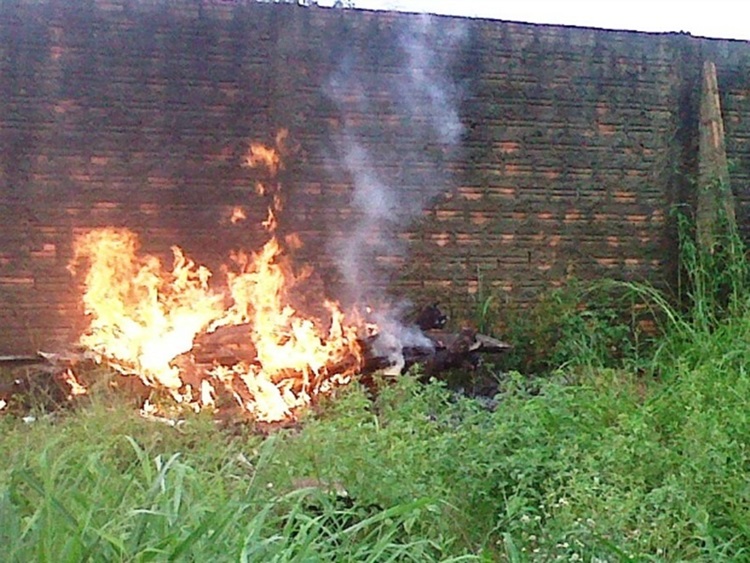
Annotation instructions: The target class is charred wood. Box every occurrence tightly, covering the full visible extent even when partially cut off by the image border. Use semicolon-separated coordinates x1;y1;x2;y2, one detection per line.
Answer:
413;303;448;331
361;326;512;377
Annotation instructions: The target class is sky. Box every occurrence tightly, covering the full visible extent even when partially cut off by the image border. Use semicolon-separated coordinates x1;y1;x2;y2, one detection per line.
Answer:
313;0;750;42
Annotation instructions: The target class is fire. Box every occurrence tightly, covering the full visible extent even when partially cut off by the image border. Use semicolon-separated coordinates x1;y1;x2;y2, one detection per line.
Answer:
70;133;365;422
230;206;247;224
60;369;87;398
245;129;287;176
70;228;225;391
208;237;362;421
71;228;363;421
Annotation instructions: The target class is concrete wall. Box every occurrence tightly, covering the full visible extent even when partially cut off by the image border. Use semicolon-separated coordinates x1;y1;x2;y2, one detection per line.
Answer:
1;0;750;352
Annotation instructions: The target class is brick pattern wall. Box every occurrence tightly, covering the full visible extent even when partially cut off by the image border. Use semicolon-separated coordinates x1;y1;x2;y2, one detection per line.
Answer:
1;0;749;352
711;40;750;240
411;22;683;303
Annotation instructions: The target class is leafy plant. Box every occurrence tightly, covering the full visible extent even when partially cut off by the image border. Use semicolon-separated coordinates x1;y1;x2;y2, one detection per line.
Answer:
491;279;651;375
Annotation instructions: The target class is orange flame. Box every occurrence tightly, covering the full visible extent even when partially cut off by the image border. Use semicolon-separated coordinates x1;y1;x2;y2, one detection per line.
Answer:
211;238;361;421
60;369;87;398
262;207;278;233
245;128;287;176
230;206;247;224
70;132;365;422
70;228;225;392
71;229;363;421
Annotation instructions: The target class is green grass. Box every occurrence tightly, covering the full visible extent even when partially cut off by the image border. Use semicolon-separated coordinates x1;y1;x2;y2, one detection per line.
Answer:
4;214;750;561
3;353;750;561
0;388;474;562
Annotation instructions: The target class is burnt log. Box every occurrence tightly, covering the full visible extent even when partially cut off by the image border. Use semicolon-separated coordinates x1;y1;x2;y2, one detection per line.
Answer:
362;326;512;377
163;304;513;404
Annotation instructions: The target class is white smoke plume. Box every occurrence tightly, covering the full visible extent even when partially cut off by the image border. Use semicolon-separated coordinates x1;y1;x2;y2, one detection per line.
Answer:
325;14;466;370
327;14;466;307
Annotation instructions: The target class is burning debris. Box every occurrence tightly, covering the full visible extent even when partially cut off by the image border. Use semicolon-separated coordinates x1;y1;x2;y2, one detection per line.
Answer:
61;222;510;425
64;136;365;424
0;300;509;424
1;128;509;425
362;305;511;377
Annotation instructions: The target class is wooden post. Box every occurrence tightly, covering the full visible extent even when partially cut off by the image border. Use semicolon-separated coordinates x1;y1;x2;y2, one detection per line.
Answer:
697;60;736;252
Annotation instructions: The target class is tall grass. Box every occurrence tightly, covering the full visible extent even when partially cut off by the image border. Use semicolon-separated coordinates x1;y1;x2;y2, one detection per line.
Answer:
603;209;750;374
3;213;750;561
0;396;477;562
4;357;750;561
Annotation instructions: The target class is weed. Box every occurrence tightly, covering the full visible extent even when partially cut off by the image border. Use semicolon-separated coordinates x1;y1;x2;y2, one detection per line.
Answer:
491;279;651;375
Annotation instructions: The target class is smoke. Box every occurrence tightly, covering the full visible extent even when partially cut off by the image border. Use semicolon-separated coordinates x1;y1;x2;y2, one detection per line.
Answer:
327;14;466;308
396;15;464;149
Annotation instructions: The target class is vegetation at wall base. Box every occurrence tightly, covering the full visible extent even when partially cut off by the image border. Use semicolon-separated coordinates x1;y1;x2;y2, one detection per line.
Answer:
3;213;750;561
